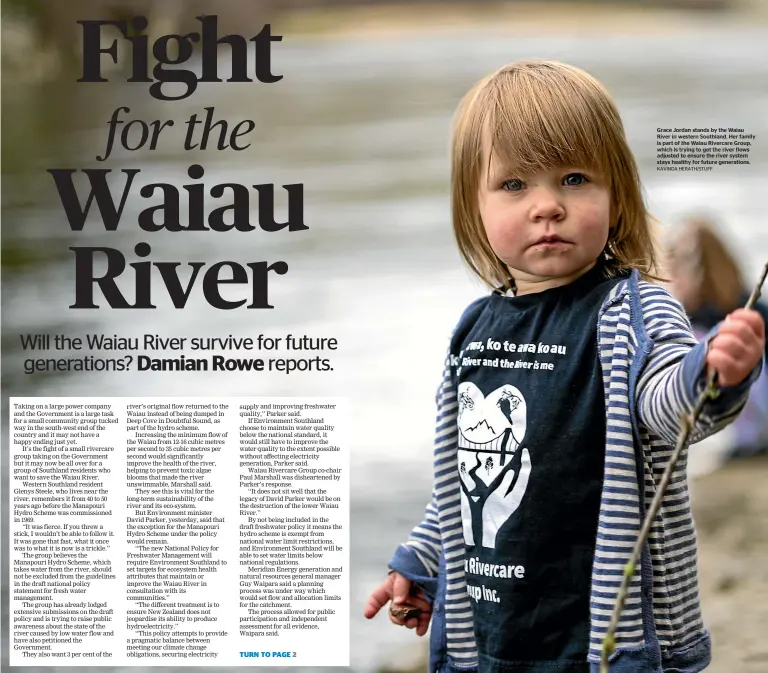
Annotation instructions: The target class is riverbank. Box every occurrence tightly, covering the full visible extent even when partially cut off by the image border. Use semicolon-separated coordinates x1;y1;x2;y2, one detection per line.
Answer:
693;452;768;672
280;1;768;37
3;1;766;84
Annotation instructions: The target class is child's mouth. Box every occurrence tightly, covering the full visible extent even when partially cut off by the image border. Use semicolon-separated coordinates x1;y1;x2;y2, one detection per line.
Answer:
531;236;571;249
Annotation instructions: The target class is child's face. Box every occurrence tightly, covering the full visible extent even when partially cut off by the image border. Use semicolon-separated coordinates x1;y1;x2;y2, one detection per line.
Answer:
478;149;611;292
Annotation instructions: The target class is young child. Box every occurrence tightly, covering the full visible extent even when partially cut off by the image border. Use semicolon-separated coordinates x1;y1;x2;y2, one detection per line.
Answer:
364;61;764;673
667;217;768;461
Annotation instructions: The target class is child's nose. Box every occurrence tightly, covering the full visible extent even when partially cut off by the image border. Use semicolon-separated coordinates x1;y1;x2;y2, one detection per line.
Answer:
529;187;565;222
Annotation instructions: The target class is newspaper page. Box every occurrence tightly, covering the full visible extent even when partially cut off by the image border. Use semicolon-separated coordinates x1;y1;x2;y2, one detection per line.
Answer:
3;3;767;673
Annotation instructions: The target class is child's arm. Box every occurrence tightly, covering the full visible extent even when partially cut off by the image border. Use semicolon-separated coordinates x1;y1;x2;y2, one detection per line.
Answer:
635;284;765;444
387;357;458;598
365;354;458;632
388;495;441;587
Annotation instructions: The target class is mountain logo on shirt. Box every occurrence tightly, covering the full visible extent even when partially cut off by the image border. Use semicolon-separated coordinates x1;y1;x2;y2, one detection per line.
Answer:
457;382;532;548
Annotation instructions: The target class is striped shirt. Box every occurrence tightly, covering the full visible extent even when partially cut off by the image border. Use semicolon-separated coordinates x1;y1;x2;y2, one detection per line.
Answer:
389;272;757;673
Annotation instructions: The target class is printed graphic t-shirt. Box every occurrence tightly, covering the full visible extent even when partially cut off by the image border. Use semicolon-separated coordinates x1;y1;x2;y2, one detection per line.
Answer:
454;264;628;669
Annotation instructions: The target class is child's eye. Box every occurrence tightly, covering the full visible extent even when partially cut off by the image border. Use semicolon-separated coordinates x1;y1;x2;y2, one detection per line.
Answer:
501;179;524;192
563;172;589;186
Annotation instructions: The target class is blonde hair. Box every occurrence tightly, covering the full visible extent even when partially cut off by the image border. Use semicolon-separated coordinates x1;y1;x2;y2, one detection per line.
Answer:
451;60;659;288
668;217;745;313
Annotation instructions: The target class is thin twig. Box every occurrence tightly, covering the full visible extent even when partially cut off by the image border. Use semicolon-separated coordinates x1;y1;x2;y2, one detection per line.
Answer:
599;260;768;673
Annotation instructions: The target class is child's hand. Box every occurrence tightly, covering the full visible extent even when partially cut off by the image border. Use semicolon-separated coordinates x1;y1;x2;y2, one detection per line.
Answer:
364;571;433;636
706;308;766;386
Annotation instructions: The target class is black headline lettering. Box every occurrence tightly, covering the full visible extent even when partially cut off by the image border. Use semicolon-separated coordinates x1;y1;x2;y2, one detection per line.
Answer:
78;16;281;101
49;15;307;311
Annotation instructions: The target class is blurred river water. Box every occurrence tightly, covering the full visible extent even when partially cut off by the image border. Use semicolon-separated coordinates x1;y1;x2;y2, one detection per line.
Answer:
3;20;768;673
